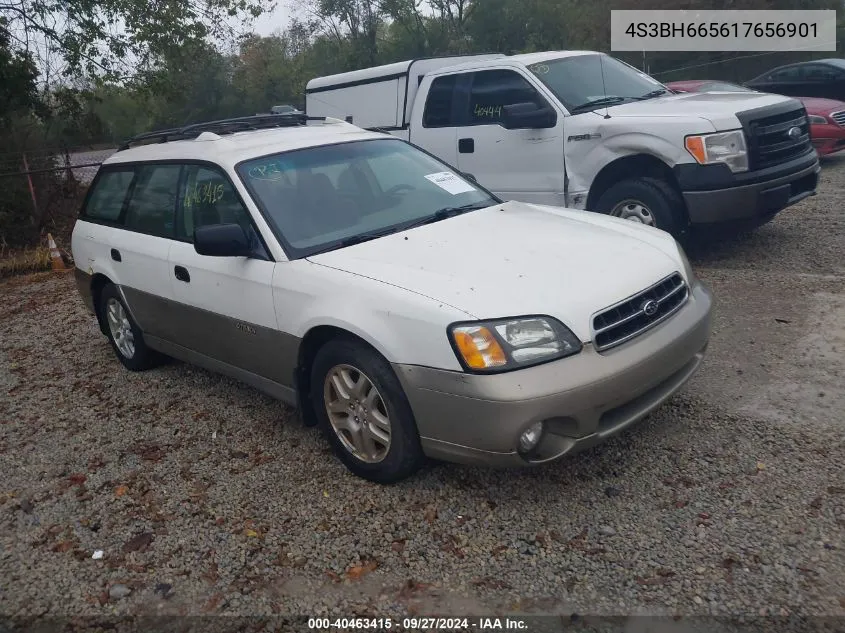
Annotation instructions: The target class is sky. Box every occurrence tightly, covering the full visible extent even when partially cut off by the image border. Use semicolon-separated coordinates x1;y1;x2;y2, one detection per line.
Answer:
253;4;294;36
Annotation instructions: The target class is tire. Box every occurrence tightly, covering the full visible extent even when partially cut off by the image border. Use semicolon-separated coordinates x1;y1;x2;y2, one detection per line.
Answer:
594;177;688;238
98;283;163;371
310;338;424;484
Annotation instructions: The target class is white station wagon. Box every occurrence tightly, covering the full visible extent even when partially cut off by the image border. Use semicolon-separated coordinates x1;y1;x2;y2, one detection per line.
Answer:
72;114;712;483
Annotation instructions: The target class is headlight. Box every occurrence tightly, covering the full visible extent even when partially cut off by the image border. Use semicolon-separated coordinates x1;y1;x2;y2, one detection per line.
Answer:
808;114;828;125
449;316;582;373
685;129;748;173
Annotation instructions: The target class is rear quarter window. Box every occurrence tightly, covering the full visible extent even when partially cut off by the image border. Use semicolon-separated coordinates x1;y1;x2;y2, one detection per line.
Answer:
81;169;135;222
423;75;458;127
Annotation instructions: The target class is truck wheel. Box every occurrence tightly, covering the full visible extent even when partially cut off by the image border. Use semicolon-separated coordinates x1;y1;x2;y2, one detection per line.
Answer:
594;177;687;237
310;338;425;484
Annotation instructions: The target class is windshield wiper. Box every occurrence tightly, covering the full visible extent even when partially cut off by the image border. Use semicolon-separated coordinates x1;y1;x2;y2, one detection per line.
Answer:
337;229;399;248
569;96;629;113
402;202;492;231
309;202;492;256
633;88;668;100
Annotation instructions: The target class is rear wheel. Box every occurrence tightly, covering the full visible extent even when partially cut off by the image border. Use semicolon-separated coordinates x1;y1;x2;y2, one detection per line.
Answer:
594;177;687;237
310;338;424;483
98;283;163;371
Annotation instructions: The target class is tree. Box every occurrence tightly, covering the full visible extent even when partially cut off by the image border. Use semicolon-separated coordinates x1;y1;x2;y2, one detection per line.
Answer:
0;19;42;126
0;0;269;81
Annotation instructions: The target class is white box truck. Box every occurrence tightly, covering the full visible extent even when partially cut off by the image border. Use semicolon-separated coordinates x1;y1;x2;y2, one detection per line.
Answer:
305;51;820;237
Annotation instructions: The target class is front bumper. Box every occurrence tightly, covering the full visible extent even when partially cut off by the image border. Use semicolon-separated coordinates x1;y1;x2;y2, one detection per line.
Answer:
393;282;712;467
810;122;845;157
674;151;819;225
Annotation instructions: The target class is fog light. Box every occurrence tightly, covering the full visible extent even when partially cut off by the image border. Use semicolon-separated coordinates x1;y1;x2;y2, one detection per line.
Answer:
518;421;544;453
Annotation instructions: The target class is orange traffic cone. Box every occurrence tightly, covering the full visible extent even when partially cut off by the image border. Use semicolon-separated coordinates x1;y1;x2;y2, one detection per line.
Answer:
47;233;66;271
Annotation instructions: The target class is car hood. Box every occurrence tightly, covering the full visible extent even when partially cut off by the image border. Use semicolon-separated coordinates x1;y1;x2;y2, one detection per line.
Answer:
796;96;845;116
604;91;800;129
307;201;683;342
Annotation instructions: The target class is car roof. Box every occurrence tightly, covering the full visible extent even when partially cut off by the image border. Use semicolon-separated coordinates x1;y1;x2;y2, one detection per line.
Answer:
753;58;845;80
426;50;598;75
104;120;387;170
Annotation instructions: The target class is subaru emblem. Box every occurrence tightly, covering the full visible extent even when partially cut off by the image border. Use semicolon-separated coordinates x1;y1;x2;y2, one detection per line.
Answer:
642;300;659;317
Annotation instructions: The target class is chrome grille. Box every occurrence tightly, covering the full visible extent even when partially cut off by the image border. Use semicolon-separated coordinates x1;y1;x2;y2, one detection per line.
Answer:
592;273;689;352
746;108;812;169
831;111;845;127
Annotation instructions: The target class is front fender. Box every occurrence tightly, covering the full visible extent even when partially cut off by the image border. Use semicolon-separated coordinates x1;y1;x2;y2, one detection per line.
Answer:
565;121;711;195
275;261;469;372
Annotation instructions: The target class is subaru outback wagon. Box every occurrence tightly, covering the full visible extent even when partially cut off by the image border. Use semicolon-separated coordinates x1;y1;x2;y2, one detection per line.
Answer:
72;114;712;483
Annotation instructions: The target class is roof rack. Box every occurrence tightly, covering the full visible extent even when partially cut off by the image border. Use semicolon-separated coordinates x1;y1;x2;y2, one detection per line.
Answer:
117;113;327;151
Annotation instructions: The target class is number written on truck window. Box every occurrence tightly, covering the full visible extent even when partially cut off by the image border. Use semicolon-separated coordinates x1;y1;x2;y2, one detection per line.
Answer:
466;69;547;125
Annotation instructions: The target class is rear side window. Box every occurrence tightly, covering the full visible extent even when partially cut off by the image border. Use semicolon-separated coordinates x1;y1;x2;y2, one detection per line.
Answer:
124;164;180;238
800;64;841;81
769;67;800;81
82;169;134;222
467;69;546;125
178;165;254;241
423;75;458;127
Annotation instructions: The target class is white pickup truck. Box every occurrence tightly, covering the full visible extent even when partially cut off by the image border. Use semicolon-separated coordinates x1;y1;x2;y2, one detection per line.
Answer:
305;51;820;237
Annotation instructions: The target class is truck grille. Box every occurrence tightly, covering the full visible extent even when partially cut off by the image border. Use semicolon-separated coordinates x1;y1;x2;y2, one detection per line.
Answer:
746;107;812;169
831;111;845;127
592;273;688;352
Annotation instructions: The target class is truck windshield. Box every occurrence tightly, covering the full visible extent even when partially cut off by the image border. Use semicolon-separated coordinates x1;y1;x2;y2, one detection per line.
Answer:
237;138;497;258
527;54;667;113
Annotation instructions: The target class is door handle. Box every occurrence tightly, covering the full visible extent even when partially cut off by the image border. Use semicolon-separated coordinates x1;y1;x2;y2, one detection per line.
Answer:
110;248;121;262
174;265;190;283
458;138;475;154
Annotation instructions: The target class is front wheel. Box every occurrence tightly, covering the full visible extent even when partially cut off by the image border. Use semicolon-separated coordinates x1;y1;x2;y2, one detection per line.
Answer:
310;339;424;484
594;177;687;237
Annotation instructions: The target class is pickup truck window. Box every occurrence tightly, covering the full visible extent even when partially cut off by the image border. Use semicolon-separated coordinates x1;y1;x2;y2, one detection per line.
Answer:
423;75;458;127
237;139;496;259
528;54;665;113
467;70;547;125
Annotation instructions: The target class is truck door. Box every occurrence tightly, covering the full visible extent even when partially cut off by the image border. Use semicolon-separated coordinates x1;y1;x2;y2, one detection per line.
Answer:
451;69;566;206
409;74;459;167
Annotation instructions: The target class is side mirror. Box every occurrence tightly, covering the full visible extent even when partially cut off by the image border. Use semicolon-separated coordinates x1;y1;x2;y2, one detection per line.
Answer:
502;102;556;130
194;223;251;257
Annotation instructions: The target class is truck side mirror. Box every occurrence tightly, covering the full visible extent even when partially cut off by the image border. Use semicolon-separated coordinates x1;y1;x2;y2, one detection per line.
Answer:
502;102;557;130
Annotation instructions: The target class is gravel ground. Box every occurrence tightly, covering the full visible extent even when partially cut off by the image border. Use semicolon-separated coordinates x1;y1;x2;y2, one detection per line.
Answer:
1;157;844;630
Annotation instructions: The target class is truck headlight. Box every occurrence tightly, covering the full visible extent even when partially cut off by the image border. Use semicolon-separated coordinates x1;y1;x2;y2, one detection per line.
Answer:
808;114;828;125
449;316;582;373
685;130;748;173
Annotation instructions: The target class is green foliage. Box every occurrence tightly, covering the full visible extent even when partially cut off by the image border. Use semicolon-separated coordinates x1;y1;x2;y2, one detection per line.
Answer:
0;0;269;80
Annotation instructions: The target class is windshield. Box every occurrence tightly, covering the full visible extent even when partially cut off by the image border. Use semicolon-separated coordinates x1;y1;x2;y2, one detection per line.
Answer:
237;139;497;258
527;54;667;112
